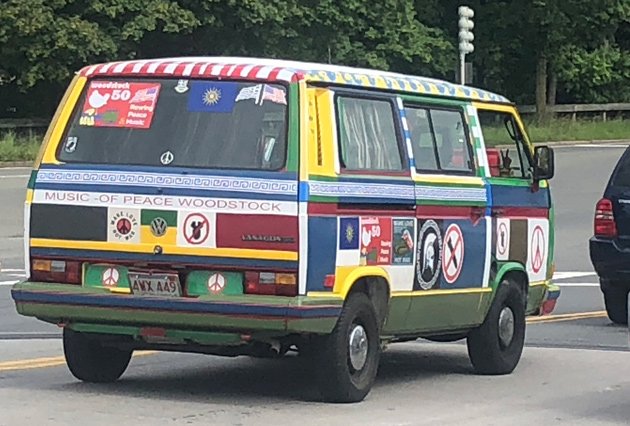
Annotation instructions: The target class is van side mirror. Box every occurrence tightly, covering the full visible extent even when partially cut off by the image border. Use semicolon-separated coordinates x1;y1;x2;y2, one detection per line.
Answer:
533;145;555;180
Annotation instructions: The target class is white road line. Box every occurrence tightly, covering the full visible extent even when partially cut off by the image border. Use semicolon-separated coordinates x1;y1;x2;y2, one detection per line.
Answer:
553;272;596;280
0;280;19;286
569;144;627;148
0;175;29;179
0;269;25;273
555;282;599;287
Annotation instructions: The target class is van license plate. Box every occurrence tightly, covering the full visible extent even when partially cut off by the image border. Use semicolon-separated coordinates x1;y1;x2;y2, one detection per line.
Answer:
128;271;182;297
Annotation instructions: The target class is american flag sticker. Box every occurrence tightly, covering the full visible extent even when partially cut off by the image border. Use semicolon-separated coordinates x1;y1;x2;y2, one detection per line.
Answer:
130;85;160;104
261;85;287;105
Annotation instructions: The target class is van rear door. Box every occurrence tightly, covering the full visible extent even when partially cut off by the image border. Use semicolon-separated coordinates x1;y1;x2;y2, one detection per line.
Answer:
29;78;300;294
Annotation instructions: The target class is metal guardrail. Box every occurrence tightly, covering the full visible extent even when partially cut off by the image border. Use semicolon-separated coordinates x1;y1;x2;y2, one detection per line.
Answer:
518;103;630;121
0;118;49;130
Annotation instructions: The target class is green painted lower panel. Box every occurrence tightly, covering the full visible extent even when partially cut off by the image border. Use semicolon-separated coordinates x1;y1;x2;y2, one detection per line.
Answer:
527;284;547;315
71;322;246;345
382;296;411;334
403;291;493;334
18;302;288;332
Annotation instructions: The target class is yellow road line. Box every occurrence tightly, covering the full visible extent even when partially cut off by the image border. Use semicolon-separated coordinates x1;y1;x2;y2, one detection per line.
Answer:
0;351;156;372
527;311;608;324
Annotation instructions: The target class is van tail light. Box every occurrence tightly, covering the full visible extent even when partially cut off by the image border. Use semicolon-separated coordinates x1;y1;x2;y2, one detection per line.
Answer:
31;259;81;284
594;198;617;238
245;272;297;296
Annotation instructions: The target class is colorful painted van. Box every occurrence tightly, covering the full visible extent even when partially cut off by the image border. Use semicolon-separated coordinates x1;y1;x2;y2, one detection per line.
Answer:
11;57;560;402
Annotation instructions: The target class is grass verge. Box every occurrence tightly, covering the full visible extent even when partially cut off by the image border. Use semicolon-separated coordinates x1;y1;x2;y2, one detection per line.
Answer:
0;132;41;162
525;118;630;143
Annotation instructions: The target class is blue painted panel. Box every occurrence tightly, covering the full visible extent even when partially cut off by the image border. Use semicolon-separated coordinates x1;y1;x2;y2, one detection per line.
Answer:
491;184;550;208
306;217;338;292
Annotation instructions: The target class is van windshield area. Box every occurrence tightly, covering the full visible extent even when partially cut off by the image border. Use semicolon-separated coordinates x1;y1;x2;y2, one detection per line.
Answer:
58;79;288;170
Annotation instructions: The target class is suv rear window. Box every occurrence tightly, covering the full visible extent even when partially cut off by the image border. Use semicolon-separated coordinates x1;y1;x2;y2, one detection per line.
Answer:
611;148;630;187
58;79;288;170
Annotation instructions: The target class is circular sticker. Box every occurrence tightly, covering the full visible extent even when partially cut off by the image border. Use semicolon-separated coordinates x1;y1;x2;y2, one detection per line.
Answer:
531;225;546;274
415;220;442;290
184;213;210;245
116;218;132;236
442;224;464;284
207;273;226;295
102;267;119;287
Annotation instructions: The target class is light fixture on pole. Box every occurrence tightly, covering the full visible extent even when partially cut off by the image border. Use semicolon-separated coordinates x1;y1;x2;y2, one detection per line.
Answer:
458;6;474;85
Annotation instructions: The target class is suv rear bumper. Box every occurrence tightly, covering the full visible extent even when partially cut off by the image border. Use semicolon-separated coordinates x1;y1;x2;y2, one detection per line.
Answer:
11;282;342;335
590;237;630;286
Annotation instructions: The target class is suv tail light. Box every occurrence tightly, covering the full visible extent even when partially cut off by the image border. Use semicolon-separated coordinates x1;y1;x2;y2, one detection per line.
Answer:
245;272;297;296
594;198;617;238
31;259;81;284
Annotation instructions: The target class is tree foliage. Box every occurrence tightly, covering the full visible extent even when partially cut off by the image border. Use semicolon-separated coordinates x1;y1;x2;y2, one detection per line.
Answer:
0;0;629;117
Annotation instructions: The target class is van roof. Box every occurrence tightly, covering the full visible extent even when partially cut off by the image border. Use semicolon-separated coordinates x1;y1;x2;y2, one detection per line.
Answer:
78;56;510;104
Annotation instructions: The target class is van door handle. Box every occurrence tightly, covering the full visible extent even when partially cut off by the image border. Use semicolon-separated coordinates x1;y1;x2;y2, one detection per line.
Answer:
470;207;485;221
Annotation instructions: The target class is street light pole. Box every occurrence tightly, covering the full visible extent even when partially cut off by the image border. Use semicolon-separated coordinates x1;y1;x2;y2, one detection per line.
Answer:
458;6;475;85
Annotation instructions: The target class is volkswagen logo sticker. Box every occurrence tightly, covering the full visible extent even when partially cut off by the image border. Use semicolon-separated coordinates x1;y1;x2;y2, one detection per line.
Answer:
160;150;174;165
150;217;168;237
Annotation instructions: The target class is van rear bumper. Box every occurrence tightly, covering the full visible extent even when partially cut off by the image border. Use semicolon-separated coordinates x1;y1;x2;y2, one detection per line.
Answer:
11;282;342;335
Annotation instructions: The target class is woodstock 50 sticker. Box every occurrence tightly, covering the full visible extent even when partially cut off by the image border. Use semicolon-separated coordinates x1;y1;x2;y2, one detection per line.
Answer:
415;220;442;290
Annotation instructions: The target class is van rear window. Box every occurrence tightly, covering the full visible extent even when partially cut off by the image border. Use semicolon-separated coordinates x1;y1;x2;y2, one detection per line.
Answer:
58;79;288;170
611;149;630;187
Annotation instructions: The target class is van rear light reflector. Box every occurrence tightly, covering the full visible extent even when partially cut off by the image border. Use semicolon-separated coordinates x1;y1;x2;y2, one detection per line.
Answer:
323;274;335;289
594;198;617;238
245;271;297;296
31;259;81;284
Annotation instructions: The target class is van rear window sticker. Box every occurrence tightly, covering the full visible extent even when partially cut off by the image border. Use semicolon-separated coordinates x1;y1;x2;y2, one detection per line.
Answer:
80;81;161;129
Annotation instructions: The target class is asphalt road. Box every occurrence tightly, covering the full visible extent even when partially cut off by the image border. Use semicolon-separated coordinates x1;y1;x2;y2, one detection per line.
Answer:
1;144;629;425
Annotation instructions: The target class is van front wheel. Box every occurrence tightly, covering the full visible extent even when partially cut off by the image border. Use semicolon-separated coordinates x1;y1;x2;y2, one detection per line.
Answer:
316;292;381;403
63;328;132;383
467;280;525;375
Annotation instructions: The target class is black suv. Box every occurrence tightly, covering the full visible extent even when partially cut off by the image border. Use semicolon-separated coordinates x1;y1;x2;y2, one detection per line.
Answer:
590;147;630;324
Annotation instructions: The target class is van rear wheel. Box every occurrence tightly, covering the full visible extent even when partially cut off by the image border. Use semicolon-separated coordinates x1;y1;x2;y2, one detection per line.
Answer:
467;279;525;375
315;292;380;403
63;328;132;383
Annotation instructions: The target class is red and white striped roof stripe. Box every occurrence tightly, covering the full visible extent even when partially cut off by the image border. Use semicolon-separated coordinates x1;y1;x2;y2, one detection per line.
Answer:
79;58;303;83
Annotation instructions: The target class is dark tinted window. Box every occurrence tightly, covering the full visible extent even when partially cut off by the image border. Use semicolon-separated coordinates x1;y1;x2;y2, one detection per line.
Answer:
406;106;474;173
611;149;630;186
58;79;288;170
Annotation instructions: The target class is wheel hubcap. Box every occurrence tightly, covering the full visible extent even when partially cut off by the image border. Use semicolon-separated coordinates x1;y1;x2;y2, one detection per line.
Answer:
498;306;515;348
348;324;368;371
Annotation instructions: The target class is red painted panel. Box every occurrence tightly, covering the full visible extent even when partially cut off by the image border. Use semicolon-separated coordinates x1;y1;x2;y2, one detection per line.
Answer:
416;205;476;218
216;214;298;251
495;207;549;219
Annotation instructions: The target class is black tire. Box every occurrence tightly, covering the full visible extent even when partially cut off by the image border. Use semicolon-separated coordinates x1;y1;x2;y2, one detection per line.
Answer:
63;328;132;383
315;292;380;403
467;279;525;375
603;286;628;325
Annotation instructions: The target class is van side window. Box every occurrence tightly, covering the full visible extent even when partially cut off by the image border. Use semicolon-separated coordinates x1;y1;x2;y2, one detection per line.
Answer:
406;106;474;173
477;111;532;179
337;96;403;171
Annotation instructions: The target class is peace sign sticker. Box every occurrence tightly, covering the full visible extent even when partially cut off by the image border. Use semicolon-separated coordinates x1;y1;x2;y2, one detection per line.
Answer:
102;267;119;287
207;273;226;295
442;224;464;284
530;225;546;274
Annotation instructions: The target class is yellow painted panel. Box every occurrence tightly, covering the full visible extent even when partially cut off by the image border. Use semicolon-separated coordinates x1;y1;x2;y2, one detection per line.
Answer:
307;88;336;177
25;189;34;204
139;226;177;246
413;174;485;185
299;80;310;181
333;265;390;299
30;238;298;261
41;76;87;165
